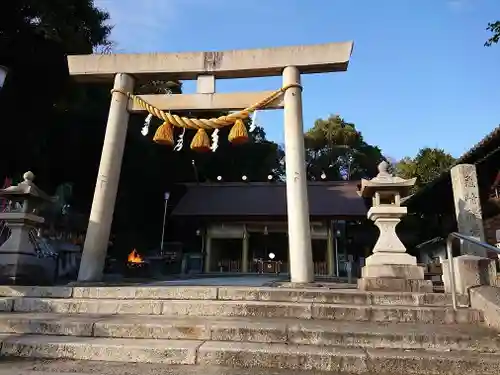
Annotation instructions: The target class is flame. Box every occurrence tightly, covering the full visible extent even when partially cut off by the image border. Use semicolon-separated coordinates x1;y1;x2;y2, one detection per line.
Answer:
128;249;144;264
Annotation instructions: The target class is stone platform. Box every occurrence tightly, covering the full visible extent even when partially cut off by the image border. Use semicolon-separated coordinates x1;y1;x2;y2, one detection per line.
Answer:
0;284;496;374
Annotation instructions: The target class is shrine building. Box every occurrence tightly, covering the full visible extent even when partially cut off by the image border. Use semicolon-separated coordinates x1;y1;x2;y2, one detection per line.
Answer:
170;180;376;277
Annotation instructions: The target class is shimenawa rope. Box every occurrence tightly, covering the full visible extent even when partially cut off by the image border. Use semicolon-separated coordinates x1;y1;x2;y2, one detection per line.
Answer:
111;83;302;130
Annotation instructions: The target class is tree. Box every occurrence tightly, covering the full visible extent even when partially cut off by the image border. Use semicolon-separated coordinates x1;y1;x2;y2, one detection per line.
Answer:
0;0;112;188
485;21;500;47
394;147;456;190
0;1;289;254
304;115;385;181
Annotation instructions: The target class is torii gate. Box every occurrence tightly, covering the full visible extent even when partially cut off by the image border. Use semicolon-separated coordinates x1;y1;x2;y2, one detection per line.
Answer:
67;41;353;283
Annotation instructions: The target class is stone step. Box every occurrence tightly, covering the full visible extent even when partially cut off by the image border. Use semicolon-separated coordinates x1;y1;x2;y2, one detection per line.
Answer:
1;335;500;373
159;300;483;324
0;313;497;352
0;285;469;306
0;360;354;375
0;359;362;375
11;298;482;323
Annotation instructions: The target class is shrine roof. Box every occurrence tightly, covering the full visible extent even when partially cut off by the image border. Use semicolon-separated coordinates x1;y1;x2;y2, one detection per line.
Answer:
403;125;500;211
172;181;366;218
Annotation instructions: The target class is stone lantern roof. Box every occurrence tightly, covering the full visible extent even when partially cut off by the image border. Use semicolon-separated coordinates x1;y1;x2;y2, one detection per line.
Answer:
0;171;52;203
359;161;416;199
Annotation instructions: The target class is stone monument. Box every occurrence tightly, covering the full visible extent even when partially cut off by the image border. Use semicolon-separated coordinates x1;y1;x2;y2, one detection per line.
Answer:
441;163;497;294
0;171;54;285
358;161;433;292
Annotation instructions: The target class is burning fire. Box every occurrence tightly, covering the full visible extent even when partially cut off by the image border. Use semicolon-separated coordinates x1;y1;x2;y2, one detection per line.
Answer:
128;249;144;264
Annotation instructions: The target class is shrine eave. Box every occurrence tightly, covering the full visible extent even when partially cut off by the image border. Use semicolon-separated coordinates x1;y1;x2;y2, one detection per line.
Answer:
172;181;366;218
404;124;500;211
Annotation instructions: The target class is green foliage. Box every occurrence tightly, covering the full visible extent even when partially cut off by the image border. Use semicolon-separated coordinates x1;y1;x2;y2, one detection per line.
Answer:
395;148;456;190
304;115;384;180
485;20;500;47
136;80;182;95
0;0;112;54
0;0;113;203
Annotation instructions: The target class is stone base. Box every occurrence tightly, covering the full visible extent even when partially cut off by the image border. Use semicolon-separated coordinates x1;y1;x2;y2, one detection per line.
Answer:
364;252;417;266
0;252;56;285
358;264;432;292
442;254;497;294
362;264;425;279
358;277;433;292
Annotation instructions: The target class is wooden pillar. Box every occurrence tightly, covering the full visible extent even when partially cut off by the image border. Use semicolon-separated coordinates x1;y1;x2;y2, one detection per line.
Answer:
327;224;335;276
204;235;212;273
242;226;249;273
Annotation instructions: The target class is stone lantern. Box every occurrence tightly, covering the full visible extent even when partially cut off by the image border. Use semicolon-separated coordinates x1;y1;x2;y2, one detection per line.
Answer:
0;171;53;284
357;161;433;292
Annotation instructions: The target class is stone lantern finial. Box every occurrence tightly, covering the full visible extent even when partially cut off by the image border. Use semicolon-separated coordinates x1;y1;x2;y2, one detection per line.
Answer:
23;171;35;184
377;161;390;176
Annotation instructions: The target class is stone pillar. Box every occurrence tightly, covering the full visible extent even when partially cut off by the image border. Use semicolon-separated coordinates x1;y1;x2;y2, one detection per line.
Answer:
282;66;314;284
204;235;212;273
441;164;497;294
78;73;135;282
242;230;249;273
327;224;335;276
450;164;487;257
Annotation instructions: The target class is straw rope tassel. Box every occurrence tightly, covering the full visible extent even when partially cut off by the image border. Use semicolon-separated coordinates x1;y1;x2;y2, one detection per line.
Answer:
190;128;211;152
228;119;249;144
153;121;174;146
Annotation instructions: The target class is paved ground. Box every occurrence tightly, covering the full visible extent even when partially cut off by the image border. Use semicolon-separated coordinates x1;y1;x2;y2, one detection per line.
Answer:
145;276;281;286
0;358;335;375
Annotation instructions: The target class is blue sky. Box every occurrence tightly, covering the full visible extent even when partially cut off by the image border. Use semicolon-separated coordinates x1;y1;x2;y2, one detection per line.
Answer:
95;0;500;161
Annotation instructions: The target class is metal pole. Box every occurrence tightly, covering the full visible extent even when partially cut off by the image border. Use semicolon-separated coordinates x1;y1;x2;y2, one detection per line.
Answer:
334;237;339;277
446;236;457;311
347;254;353;285
160;198;169;253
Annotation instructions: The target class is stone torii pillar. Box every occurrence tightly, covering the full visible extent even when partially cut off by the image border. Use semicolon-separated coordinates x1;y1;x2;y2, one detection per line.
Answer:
67;42;353;282
78;74;135;282
283;66;314;282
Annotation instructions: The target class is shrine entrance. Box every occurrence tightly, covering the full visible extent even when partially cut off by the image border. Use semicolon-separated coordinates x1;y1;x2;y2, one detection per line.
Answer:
67;42;353;283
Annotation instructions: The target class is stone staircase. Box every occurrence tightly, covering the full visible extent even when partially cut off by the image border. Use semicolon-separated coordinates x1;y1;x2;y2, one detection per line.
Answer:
0;285;498;374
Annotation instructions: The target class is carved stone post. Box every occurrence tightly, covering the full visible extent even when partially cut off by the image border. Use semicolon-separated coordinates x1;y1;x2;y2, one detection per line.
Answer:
358;162;433;292
450;164;486;256
442;163;497;294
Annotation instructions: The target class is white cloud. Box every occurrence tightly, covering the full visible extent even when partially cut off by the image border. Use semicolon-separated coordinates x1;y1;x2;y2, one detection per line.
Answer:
94;0;230;53
447;0;473;12
94;0;180;53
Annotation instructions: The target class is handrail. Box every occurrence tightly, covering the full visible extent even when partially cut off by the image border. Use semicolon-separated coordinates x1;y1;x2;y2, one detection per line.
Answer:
446;232;500;310
415;236;444;250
